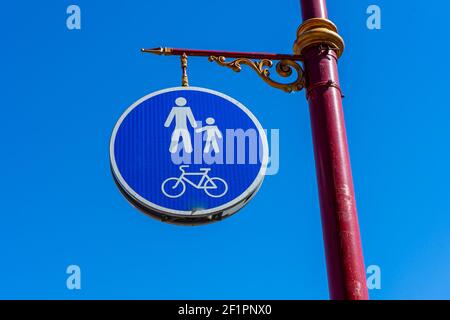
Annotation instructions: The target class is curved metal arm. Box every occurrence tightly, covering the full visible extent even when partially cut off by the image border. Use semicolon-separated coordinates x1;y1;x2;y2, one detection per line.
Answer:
208;56;305;93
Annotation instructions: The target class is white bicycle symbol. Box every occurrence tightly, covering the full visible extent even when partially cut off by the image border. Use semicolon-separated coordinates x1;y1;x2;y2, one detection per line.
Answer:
161;165;228;199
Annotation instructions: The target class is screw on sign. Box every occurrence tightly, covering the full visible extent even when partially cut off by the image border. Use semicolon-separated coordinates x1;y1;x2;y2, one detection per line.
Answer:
110;87;269;225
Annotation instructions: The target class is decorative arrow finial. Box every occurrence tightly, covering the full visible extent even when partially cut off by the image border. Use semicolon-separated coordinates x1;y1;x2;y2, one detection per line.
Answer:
141;47;173;55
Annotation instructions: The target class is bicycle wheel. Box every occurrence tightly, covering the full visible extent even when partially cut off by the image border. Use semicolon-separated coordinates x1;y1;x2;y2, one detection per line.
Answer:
161;178;186;198
204;177;228;198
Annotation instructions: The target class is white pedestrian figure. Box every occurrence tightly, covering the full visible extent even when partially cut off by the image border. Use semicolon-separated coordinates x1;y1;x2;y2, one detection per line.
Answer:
164;97;197;153
196;117;222;154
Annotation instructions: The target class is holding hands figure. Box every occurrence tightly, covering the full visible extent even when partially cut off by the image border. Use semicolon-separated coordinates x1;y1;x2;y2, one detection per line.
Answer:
196;117;222;154
164;97;197;153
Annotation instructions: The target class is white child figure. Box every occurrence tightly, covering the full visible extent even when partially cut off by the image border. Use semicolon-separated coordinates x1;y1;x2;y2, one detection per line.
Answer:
164;97;197;153
196;117;222;154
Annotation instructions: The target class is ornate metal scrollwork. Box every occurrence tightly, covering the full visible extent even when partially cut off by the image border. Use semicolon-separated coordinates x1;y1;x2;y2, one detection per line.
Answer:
208;56;305;93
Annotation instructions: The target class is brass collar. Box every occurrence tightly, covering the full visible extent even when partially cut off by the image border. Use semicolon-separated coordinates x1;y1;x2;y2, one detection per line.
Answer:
293;18;345;58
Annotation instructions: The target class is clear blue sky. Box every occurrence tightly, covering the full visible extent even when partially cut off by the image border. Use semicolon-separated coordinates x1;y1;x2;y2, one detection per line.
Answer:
1;0;449;299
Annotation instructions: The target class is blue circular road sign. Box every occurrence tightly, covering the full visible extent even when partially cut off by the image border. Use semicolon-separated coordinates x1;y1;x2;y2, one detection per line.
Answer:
110;87;268;225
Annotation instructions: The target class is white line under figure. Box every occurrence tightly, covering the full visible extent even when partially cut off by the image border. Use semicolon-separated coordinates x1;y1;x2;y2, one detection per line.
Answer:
164;97;197;154
196;117;223;154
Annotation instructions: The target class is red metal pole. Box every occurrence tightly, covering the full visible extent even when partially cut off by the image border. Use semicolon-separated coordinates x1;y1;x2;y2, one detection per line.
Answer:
299;0;369;299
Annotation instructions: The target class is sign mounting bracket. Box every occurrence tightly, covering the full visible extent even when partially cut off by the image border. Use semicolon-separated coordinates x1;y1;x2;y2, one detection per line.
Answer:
142;47;306;93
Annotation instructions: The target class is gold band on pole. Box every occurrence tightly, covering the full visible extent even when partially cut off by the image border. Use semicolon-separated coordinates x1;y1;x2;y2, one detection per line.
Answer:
293;18;345;57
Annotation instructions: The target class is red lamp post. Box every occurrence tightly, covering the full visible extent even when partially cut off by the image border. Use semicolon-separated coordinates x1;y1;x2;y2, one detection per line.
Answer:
298;0;368;299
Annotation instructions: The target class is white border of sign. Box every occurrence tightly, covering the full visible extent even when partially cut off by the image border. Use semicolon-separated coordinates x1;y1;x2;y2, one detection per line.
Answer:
110;86;269;219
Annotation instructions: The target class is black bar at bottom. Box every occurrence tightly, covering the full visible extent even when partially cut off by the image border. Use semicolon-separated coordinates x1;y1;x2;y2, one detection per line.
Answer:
1;300;448;318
